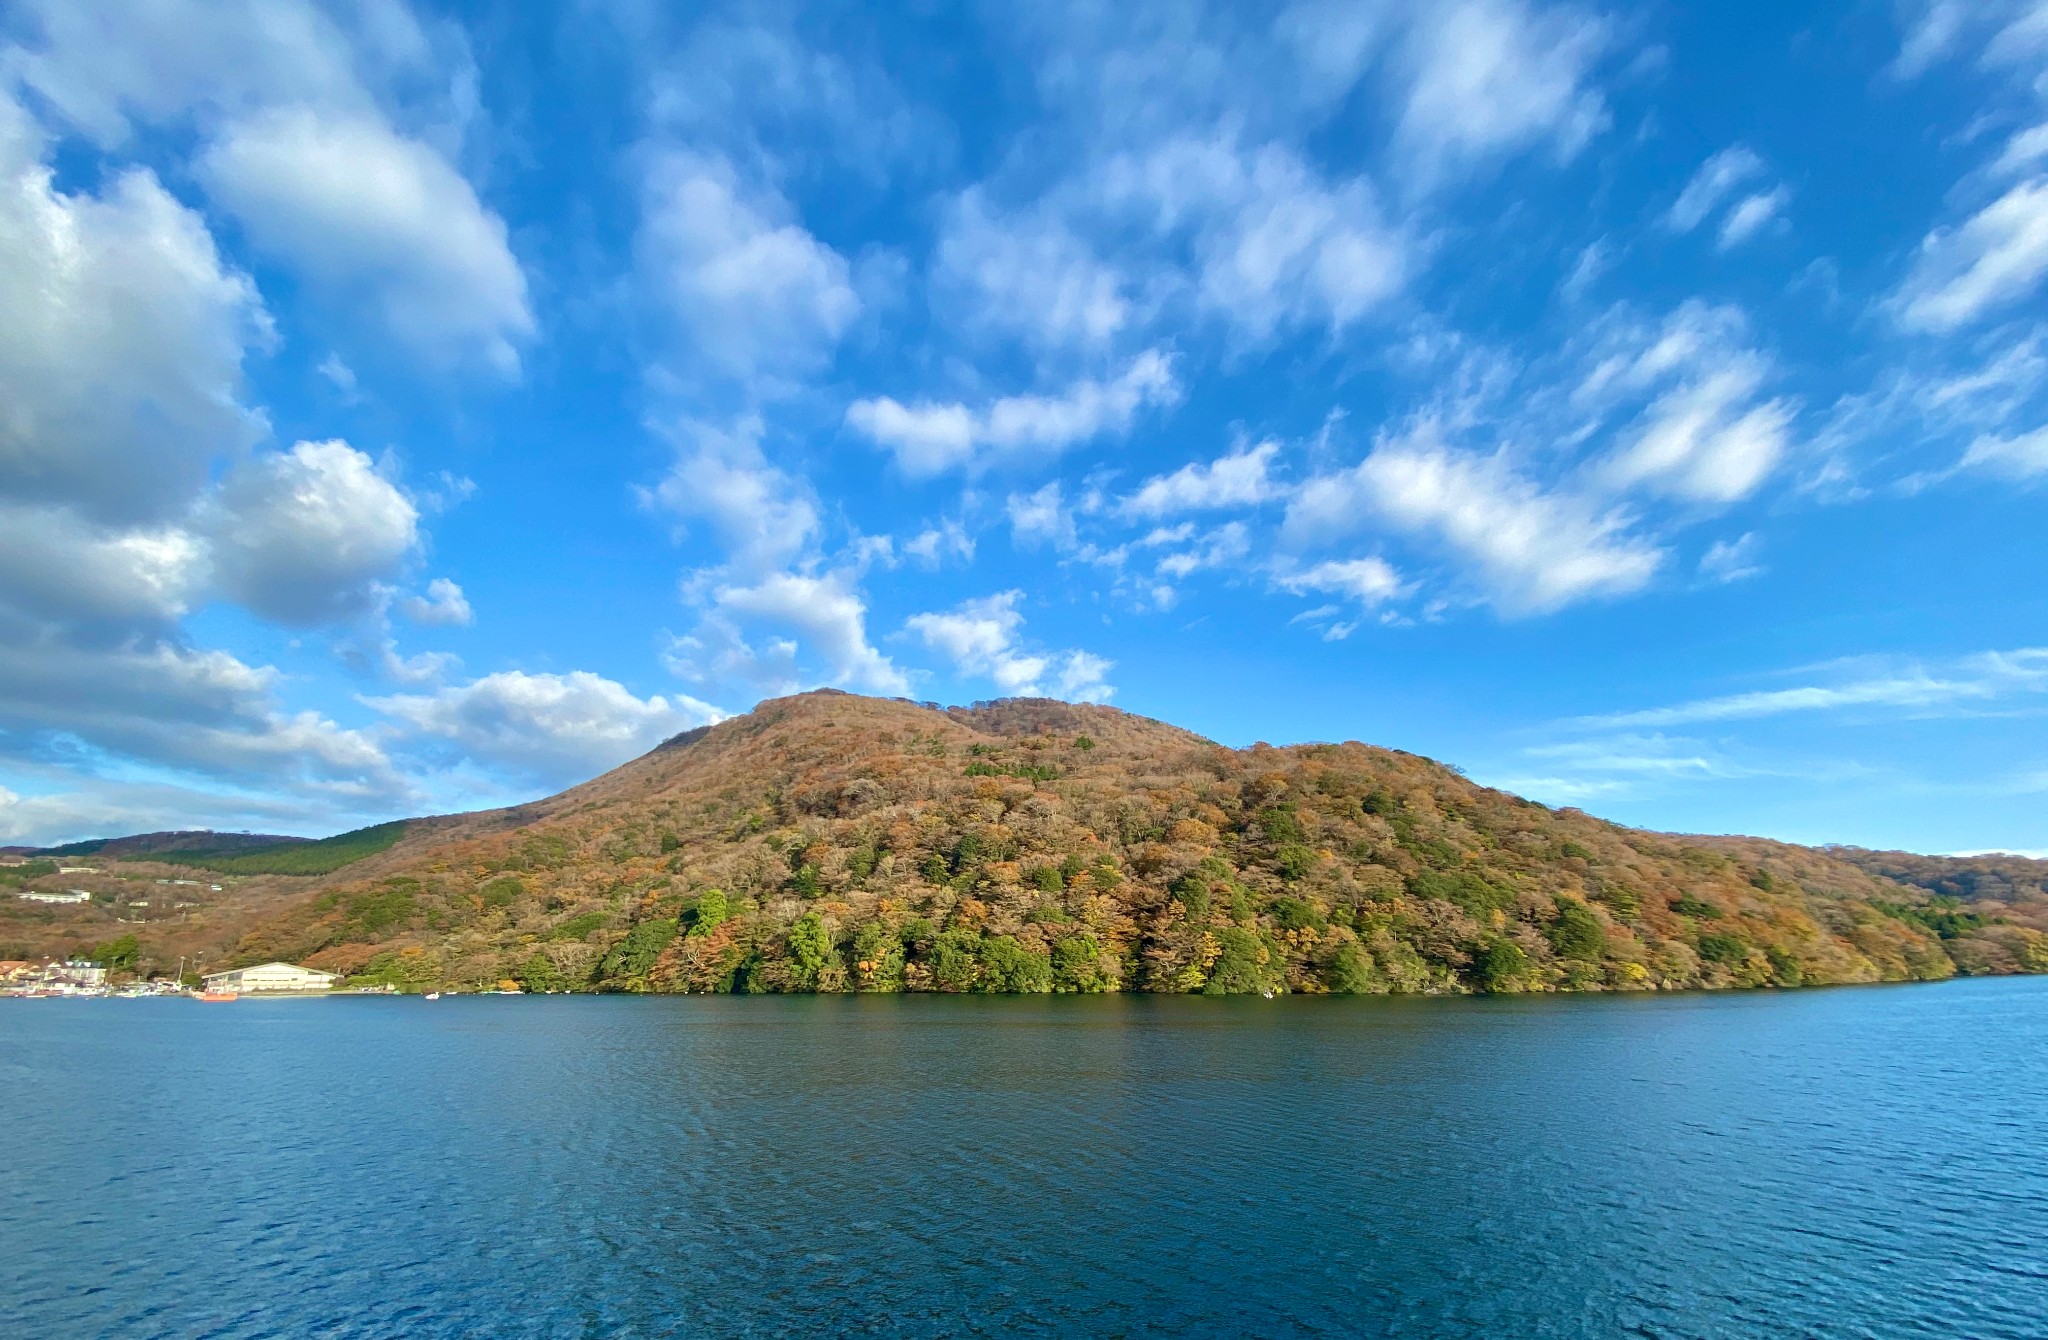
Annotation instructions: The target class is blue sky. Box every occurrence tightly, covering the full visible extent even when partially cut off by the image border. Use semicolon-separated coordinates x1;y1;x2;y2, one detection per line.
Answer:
1;0;2045;855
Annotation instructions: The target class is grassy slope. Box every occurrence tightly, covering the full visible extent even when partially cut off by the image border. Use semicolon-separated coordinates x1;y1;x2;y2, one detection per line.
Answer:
225;691;2048;994
149;822;409;876
30;831;307;860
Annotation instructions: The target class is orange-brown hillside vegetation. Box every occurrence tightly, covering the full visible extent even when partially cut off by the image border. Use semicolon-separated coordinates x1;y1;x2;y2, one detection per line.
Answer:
214;690;2048;995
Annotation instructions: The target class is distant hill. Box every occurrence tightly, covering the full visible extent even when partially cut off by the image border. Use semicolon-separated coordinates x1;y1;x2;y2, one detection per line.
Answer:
220;691;2047;995
7;824;409;876
1829;848;2048;905
148;823;410;876
17;831;308;860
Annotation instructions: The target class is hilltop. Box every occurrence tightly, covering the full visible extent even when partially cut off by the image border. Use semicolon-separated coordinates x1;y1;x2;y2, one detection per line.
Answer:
188;690;2044;995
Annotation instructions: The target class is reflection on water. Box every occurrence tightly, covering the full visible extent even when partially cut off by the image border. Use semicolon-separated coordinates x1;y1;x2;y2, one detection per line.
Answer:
4;980;2046;1337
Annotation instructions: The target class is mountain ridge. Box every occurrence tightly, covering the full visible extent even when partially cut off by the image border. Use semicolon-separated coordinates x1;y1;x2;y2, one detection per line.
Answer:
209;691;2046;994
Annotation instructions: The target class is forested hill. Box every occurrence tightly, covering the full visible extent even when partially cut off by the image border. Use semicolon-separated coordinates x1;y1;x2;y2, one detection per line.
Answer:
1829;848;2048;906
232;690;2048;995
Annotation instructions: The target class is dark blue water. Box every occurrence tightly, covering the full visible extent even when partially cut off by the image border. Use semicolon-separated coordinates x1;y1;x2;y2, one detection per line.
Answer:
4;979;2045;1338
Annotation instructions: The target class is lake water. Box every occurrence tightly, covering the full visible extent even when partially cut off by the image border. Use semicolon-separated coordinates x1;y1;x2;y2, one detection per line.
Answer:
4;979;2046;1338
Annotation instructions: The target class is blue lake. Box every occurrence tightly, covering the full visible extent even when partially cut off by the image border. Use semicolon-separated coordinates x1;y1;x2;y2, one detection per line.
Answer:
4;978;2046;1337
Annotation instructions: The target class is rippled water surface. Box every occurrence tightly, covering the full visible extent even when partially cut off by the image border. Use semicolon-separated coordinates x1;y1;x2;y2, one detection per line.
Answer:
4;979;2046;1337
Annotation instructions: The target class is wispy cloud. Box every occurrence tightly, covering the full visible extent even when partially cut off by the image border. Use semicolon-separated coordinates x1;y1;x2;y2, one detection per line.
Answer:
1569;649;2048;729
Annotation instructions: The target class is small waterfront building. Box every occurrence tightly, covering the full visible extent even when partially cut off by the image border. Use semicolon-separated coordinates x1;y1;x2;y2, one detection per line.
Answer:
32;961;107;989
201;962;339;993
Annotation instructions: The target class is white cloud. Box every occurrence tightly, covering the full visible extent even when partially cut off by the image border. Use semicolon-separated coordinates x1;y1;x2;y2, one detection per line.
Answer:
1287;426;1664;614
0;774;343;849
847;351;1178;475
318;353;360;397
2;0;380;145
902;521;976;567
1807;326;2048;494
1574;649;2048;729
666;571;906;699
642;15;942;186
1960;424;2048;478
1893;0;1969;78
1573;302;1793;504
1668;146;1765;233
1891;1;2048;83
934;189;1129;352
1718;187;1791;249
1895;178;2048;333
1052;652;1116;702
1279;556;1411;606
0;504;207;630
371;670;721;786
398;578;473;627
1698;532;1764;583
200;108;533;373
640;149;860;388
1150;521;1251;581
1993;123;2048;178
0;635;401;795
714;572;908;694
206;440;421;626
0;93;268;527
1122;440;1280;517
906;591;1115;702
1007;482;1079;550
660;615;800;698
1604;364;1793;503
1106;136;1407;339
646;416;821;578
1393;0;1610;185
1560;238;1611;303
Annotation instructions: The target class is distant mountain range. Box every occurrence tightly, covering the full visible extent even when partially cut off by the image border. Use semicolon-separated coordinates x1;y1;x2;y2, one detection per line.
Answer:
14;692;2047;993
2;830;306;859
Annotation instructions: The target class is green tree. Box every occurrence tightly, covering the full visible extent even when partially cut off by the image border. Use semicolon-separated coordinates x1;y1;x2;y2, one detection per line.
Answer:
786;913;835;988
929;929;982;992
1203;928;1285;995
1474;938;1529;992
551;911;607;941
1269;895;1324;931
1323;942;1383;994
851;921;905;991
1697;932;1749;966
1764;945;1804;987
1275;844;1316;882
1409;869;1513;916
1548;899;1606;960
602;918;678;986
516;952;567;992
478;875;525;909
979;936;1052;992
1170;872;1211;917
93;933;141;974
687;888;731;936
1052;934;1117;992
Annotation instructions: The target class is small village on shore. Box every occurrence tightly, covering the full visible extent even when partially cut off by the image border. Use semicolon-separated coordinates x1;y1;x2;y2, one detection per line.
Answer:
0;957;539;1000
0;958;392;1000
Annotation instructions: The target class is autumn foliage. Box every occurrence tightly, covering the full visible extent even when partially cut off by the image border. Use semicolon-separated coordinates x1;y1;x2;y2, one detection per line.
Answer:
229;691;2047;995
